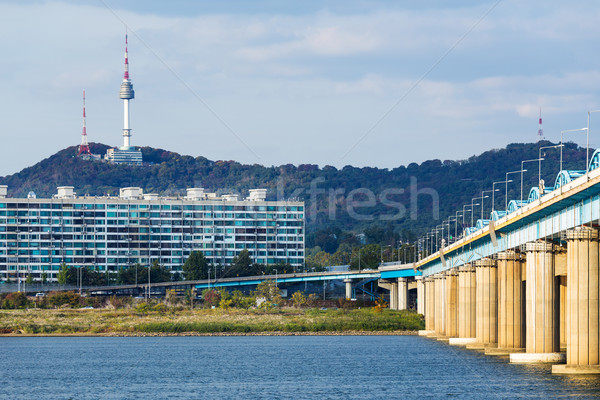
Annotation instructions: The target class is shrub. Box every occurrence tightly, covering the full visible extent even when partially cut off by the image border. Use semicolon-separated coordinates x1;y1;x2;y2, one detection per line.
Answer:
1;292;30;309
153;303;167;313
47;292;81;308
135;302;151;314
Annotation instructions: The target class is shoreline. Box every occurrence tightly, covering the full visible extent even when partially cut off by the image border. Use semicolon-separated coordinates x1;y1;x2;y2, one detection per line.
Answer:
0;330;419;338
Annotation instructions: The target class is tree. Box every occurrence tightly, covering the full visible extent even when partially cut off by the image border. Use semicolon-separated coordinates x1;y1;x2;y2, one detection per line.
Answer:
25;274;33;284
202;288;221;307
182;251;209;280
253;280;279;301
224;249;257;278
349;244;381;270
149;261;171;283
291;291;306;308
57;263;69;285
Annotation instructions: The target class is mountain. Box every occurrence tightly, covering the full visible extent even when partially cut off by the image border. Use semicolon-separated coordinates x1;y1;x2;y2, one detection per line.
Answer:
0;141;588;245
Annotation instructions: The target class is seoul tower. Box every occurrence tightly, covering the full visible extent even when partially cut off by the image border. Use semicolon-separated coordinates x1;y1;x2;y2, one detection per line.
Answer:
78;89;91;156
119;33;135;150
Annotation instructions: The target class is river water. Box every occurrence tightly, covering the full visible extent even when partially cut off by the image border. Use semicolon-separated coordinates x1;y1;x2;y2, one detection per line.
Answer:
1;335;599;399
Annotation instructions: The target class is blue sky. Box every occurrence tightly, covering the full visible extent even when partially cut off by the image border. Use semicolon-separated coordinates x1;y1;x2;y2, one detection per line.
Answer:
1;0;600;175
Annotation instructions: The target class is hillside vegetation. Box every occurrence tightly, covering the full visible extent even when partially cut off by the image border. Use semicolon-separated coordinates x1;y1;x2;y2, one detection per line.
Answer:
0;141;587;246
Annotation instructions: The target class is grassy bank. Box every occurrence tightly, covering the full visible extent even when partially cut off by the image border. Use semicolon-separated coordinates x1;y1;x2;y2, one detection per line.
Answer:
0;308;424;336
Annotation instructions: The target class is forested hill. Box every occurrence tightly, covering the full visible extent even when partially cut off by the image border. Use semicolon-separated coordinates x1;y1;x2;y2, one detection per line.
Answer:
0;141;587;240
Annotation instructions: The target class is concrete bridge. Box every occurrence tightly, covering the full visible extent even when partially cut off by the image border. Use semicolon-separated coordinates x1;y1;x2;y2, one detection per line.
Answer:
380;148;600;375
82;269;383;299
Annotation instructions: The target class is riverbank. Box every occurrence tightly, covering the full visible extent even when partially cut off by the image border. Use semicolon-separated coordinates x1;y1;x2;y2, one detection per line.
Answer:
0;308;424;336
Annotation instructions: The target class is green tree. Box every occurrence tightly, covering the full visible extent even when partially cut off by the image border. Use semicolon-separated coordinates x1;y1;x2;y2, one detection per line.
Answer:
41;272;48;284
253;280;279;301
57;263;69;285
149;261;171;283
349;244;381;270
224;249;257;278
25;274;34;284
182;251;209;280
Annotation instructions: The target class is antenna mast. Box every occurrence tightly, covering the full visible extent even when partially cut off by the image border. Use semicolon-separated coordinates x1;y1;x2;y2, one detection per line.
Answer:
78;89;91;156
537;107;544;142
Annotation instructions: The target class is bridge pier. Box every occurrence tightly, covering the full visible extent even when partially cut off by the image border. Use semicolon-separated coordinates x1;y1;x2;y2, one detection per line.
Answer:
471;258;497;349
434;274;446;337
450;264;476;346
416;277;425;315
398;278;408;310
511;241;564;363
554;227;600;374
344;279;353;300
445;269;458;338
421;277;436;335
492;251;525;355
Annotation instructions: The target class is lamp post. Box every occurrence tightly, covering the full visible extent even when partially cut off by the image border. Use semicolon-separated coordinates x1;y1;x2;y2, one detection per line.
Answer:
539;144;563;188
492;181;510;212
380;245;391;263
481;190;496;220
560;128;588;171
454;211;464;239
358;247;361;272
471;196;487;227
587;110;600;175
446;217;456;243
505;170;522;210
521;158;544;203
462;205;473;227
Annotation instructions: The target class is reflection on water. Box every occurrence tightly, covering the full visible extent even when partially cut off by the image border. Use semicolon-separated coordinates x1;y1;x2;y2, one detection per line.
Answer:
0;335;599;399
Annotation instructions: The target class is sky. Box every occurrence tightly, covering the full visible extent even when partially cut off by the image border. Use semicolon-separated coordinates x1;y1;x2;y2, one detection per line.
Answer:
1;0;600;176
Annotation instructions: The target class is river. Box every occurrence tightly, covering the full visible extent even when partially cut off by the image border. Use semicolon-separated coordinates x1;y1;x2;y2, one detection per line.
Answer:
1;335;599;399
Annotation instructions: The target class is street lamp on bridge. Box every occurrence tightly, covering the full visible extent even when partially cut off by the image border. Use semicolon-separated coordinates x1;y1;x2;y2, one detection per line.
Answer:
471;196;487;227
492;180;511;212
481;189;498;220
521;158;544;204
539;144;563;190
505;170;522;210
587;110;600;176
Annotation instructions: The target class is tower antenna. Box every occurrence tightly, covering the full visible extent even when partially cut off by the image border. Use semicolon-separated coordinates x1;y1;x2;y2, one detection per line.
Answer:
78;89;91;156
537;107;544;142
119;31;135;149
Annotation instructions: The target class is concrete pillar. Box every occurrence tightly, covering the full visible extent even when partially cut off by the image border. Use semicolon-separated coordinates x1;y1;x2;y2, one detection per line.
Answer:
511;241;564;364
497;250;524;351
389;282;398;310
398;278;408;310
554;227;600;374
424;277;435;332
445;269;458;338
434;274;446;336
344;279;352;300
559;276;567;350
526;241;560;353
475;258;497;346
417;277;425;315
451;264;476;345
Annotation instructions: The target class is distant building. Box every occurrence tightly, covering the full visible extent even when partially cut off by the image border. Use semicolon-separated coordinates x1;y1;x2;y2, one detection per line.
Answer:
104;147;143;165
0;186;304;282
